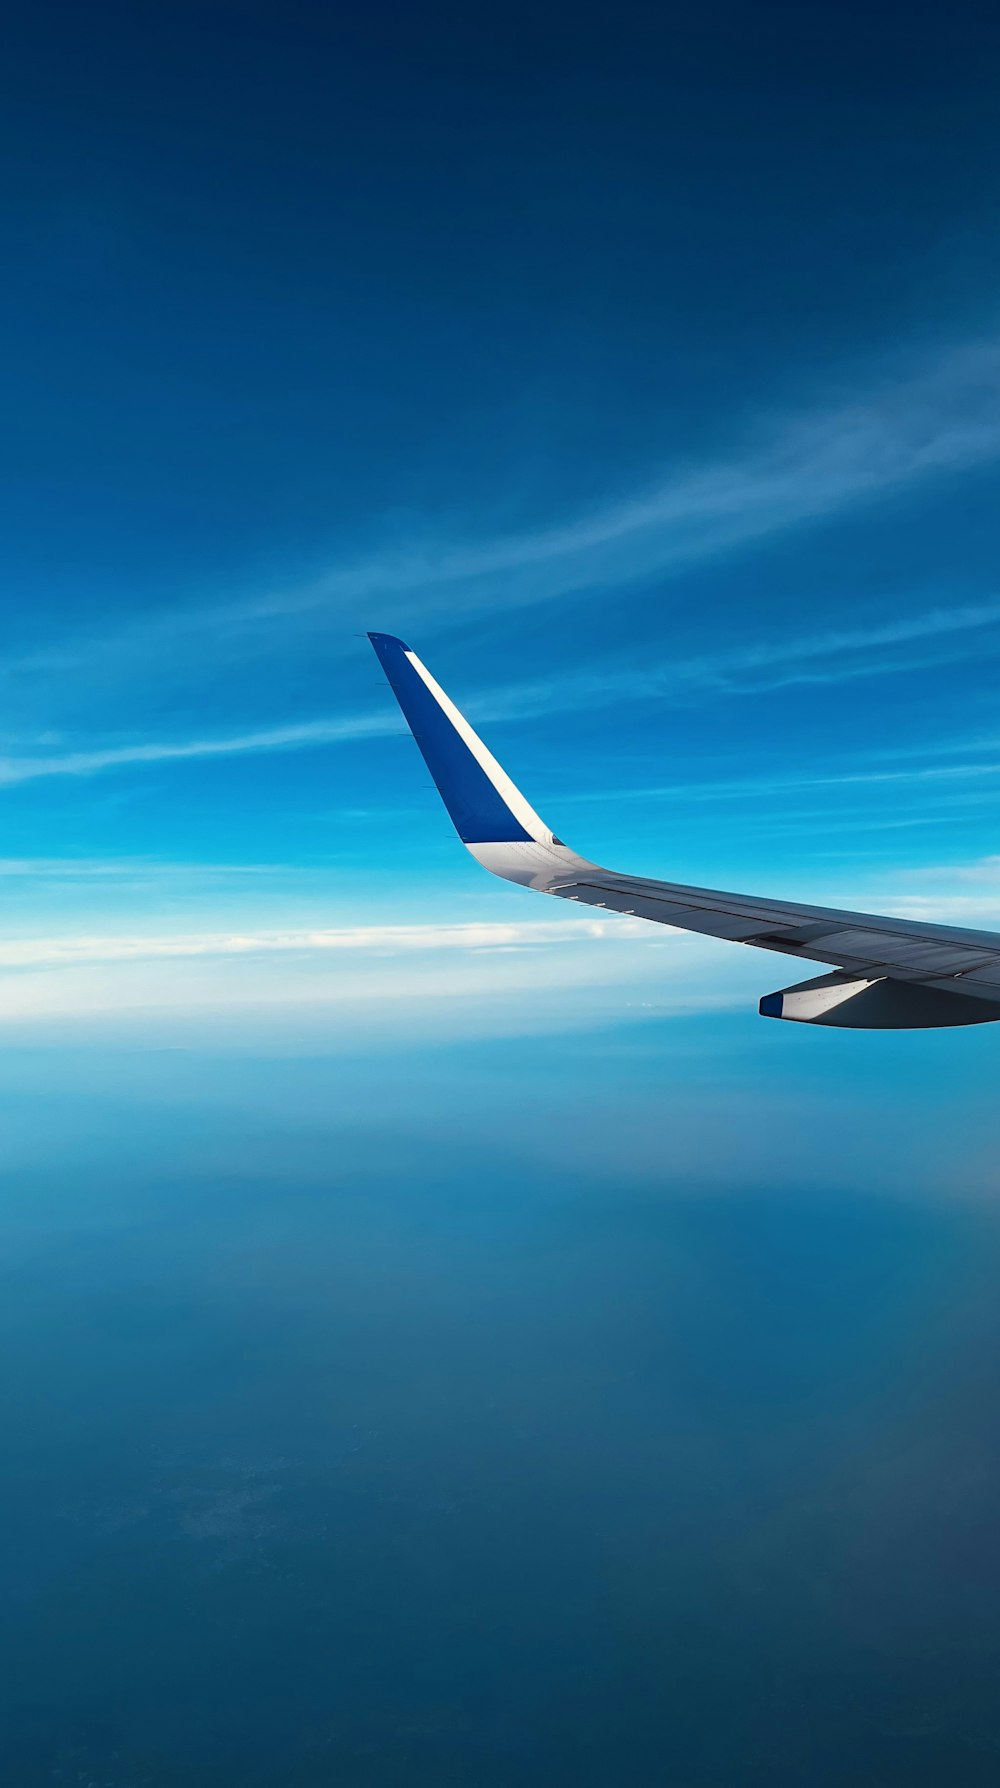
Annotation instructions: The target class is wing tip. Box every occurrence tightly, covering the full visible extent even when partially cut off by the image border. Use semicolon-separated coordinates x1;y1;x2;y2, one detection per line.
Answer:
368;631;411;657
366;628;544;845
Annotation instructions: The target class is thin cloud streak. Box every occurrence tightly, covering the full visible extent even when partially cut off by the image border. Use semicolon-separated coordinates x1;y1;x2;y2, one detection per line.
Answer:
0;916;653;969
260;335;1000;626
6;591;1000;789
4;887;1000;1034
4;328;1000;792
562;754;1000;811
0;713;395;787
9;865;1000;971
0;857;298;879
484;596;1000;720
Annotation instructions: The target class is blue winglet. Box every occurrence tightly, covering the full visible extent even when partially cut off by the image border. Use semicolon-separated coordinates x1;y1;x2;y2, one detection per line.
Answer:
368;632;535;844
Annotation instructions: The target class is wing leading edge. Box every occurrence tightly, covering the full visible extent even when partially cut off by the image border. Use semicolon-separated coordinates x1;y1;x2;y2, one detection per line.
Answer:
368;632;1000;1029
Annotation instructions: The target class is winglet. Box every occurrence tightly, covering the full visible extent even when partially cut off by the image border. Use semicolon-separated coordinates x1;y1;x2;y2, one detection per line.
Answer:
368;632;555;846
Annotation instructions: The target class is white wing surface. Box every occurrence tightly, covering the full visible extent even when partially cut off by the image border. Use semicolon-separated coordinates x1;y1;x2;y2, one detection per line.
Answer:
369;632;1000;1029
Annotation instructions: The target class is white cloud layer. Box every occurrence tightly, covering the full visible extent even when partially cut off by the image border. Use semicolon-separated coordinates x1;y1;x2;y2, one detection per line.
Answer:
0;863;998;1032
0;912;734;1033
0;916;640;968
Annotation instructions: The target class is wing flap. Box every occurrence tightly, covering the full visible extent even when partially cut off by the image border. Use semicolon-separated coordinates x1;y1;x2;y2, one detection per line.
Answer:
550;880;772;939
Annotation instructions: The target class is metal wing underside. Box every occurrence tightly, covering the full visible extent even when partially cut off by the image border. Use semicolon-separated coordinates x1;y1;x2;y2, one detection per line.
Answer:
469;839;1000;1028
543;859;1000;986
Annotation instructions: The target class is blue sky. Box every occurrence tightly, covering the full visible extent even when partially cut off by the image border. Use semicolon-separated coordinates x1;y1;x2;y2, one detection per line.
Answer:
9;13;1000;1782
0;0;999;1043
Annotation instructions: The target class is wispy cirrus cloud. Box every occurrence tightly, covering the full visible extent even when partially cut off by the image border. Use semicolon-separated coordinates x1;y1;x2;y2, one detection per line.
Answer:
0;856;292;878
873;856;1000;925
7;332;1000;695
562;745;1000;812
3;588;1000;789
247;334;1000;628
0;712;396;787
484;593;1000;720
0;332;996;791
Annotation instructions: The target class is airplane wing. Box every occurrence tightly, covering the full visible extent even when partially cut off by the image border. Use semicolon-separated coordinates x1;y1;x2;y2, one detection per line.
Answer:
369;631;1000;1028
